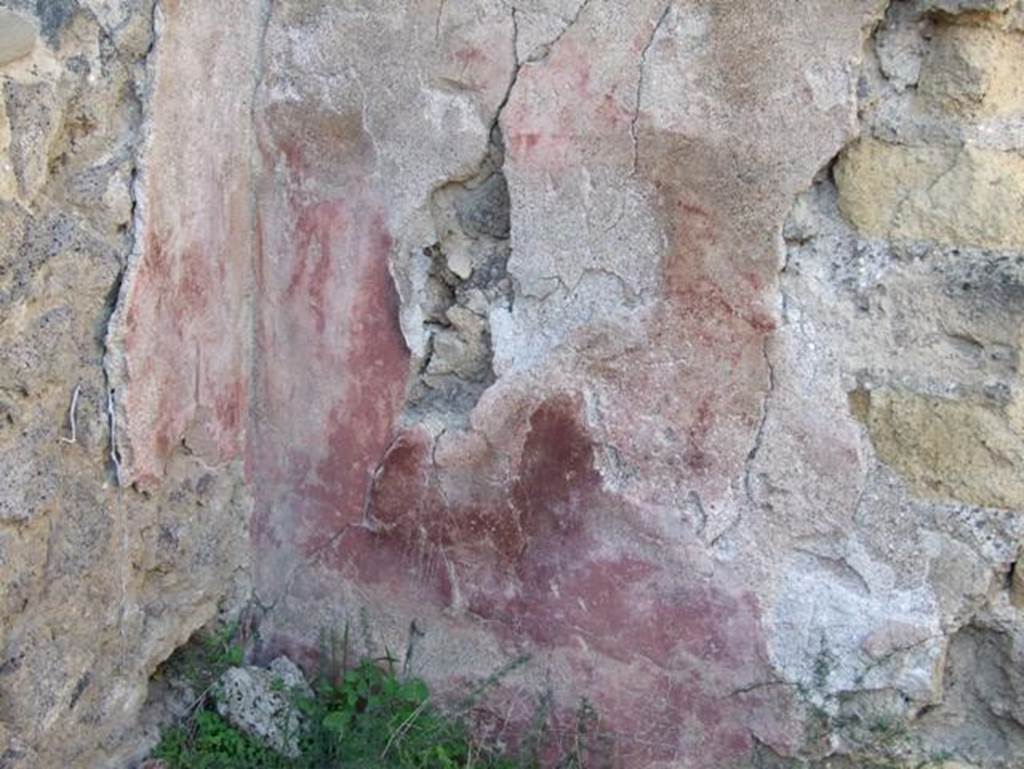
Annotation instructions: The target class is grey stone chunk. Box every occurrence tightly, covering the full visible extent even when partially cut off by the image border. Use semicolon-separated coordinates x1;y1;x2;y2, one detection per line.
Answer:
0;10;36;67
0;451;41;523
214;657;312;758
454;172;511;240
35;0;77;46
3;79;60;199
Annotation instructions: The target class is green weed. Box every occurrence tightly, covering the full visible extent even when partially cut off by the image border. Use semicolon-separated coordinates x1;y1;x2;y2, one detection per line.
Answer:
154;710;284;769
153;634;600;769
175;621;245;698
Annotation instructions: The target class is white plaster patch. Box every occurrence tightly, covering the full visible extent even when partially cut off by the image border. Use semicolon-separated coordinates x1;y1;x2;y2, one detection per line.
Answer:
768;550;944;703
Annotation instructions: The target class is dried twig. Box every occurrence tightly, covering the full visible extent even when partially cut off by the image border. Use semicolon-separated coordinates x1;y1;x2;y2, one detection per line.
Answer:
107;388;123;485
381;697;430;760
59;384;81;444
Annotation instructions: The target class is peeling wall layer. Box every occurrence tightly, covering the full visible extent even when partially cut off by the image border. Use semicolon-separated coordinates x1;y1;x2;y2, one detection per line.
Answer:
107;0;261;489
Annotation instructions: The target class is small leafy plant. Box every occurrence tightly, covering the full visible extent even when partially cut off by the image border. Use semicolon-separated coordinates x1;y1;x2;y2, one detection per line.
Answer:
153;710;282;769
152;628;605;769
167;620;246;704
154;657;518;768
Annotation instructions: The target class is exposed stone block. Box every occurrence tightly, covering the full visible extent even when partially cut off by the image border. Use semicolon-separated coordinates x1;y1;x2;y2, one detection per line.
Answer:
215;657;312;758
835;138;1024;250
919;23;1024;116
920;0;1017;15
853;387;1024;509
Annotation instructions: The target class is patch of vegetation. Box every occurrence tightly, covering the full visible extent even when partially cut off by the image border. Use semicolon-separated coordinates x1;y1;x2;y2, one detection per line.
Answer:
811;639;838;691
162;620;246;703
788;642;965;769
154;709;282;769
152;628;607;769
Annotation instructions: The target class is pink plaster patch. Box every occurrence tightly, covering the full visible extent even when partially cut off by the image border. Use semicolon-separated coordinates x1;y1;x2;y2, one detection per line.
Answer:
115;4;256;488
438;15;516;109
504;40;633;170
122;227;250;488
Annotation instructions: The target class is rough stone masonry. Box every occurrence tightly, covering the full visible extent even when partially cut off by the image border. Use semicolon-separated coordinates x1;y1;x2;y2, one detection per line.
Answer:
0;0;1023;767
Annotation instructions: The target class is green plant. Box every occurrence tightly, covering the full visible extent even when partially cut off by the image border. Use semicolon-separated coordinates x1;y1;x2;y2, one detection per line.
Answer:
153;635;600;769
865;714;909;744
299;657;518;769
811;639;837;691
176;621;246;697
155;710;287;769
556;697;612;769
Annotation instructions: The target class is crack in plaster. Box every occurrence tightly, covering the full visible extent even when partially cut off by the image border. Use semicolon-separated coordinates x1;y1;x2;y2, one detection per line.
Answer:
101;0;161;490
630;1;673;175
743;334;776;510
520;0;593;64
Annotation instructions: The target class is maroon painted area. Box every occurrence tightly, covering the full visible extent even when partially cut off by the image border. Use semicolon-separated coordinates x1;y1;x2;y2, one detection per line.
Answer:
306;394;779;768
358;394;601;574
248;92;411;600
249;190;409;569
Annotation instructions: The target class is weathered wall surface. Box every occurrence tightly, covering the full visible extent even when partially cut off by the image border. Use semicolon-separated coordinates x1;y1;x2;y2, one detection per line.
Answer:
775;2;1024;764
250;2;885;768
2;0;1024;767
247;0;1024;767
0;2;251;767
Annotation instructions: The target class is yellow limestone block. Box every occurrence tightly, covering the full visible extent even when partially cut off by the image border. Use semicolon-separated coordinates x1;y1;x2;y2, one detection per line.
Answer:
851;388;1024;510
835;138;1024;251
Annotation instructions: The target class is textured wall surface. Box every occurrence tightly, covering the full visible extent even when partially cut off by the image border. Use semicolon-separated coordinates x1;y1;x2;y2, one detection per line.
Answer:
0;2;251;768
1;0;1024;767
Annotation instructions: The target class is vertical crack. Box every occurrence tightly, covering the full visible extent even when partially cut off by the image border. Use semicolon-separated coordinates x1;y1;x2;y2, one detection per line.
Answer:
521;0;592;64
434;0;446;40
631;1;673;175
495;7;522;126
101;0;161;488
744;334;776;508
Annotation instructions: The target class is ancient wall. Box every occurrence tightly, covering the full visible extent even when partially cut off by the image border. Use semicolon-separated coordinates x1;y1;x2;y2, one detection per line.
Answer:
1;1;1023;767
0;2;251;767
